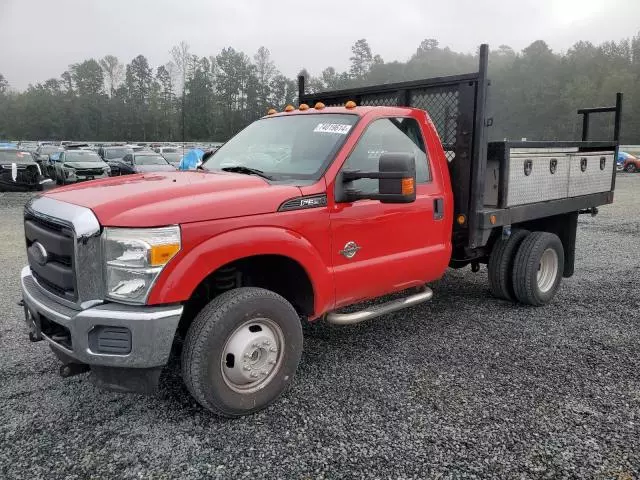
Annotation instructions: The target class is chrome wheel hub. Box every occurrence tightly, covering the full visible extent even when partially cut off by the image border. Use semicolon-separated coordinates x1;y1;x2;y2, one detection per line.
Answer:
537;248;559;293
221;318;284;393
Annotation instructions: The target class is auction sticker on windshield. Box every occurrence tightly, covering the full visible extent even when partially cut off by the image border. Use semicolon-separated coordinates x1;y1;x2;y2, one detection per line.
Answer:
313;123;352;134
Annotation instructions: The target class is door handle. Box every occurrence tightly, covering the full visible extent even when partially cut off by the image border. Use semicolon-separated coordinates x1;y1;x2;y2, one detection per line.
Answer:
433;198;444;220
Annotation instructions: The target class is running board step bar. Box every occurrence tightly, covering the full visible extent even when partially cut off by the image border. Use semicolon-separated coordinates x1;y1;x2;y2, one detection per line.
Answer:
325;286;433;325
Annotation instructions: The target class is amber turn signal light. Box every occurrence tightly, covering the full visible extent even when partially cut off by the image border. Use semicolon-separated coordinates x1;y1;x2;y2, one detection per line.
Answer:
401;178;415;195
149;244;180;267
457;214;466;225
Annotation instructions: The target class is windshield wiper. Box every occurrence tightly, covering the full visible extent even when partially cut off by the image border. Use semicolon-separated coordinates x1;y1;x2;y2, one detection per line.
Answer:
220;165;274;180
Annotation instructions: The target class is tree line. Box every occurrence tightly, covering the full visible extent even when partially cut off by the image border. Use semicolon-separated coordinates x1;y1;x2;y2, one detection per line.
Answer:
0;35;638;143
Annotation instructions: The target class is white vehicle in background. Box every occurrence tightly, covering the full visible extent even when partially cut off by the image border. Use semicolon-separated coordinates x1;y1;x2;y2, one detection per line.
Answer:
124;144;148;152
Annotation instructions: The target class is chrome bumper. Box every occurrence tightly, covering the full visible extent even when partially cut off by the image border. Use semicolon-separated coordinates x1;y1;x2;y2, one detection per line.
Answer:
20;266;182;368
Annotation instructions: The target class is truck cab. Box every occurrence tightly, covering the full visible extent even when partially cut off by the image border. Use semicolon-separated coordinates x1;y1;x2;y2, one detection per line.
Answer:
19;44;622;417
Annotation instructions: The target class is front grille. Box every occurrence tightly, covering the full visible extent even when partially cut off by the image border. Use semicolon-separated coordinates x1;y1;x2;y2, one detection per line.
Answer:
24;213;77;301
75;168;104;176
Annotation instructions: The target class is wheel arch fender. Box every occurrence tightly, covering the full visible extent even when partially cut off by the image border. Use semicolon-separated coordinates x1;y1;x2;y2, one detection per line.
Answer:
148;226;334;317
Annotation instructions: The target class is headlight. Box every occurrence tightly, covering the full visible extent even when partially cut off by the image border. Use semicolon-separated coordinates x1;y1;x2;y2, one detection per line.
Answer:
103;226;181;304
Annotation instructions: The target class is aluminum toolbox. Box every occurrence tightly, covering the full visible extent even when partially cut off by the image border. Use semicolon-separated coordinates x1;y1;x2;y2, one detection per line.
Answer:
488;143;616;208
568;152;615;197
505;149;573;206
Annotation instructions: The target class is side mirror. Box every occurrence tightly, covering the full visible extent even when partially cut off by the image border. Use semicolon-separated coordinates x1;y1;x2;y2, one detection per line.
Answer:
337;153;416;204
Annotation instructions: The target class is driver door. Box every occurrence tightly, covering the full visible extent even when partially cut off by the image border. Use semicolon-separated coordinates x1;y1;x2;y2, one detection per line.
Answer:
330;116;448;308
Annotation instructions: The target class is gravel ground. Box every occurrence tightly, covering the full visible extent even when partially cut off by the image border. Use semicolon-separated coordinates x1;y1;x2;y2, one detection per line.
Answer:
0;176;638;480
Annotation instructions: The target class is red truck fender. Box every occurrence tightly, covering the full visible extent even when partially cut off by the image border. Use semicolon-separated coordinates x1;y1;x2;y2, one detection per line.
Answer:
147;226;334;318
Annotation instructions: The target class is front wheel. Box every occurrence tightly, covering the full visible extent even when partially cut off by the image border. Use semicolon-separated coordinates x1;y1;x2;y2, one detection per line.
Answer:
625;163;637;173
182;287;303;417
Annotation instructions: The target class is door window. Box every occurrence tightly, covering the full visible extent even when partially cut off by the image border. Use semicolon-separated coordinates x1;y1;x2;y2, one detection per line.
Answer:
342;117;430;194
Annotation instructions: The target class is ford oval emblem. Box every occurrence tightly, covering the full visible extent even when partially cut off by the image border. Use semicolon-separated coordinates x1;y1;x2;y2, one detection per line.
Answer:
30;241;48;266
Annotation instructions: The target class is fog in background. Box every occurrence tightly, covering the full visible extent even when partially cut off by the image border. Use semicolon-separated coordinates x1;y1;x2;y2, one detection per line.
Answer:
1;0;639;89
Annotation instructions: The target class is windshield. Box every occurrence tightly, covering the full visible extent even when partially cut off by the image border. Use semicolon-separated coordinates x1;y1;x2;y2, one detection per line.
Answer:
105;148;134;159
40;146;62;154
202;114;358;179
135;154;169;165
162;152;181;162
66;151;102;162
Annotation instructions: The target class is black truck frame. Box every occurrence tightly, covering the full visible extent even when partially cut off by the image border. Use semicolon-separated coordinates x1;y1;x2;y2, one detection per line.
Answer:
298;44;623;269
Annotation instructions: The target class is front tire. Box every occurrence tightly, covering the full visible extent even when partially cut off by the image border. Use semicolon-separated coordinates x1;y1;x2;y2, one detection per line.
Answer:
182;287;303;417
625;163;637;173
512;232;564;306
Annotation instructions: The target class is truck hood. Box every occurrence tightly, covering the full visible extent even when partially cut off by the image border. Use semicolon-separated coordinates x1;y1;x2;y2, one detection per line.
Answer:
45;171;302;227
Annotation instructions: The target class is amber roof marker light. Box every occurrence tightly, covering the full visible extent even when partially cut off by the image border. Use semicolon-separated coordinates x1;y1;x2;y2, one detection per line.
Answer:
267;108;277;115
314;102;325;110
299;103;310;111
345;100;357;109
284;105;295;112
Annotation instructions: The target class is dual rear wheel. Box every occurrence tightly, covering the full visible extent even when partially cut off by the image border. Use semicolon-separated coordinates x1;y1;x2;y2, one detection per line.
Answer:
488;230;564;306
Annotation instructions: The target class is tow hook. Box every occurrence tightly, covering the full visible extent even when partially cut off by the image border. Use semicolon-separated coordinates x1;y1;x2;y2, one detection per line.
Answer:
471;261;480;273
28;331;42;343
60;363;90;378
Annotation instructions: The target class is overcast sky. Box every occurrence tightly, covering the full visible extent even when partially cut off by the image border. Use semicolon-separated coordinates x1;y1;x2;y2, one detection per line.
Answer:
1;0;639;90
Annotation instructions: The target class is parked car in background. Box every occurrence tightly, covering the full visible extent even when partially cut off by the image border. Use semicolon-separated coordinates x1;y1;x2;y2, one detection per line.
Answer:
154;146;181;155
17;141;38;153
53;149;110;185
125;144;148;152
121;151;176;173
161;152;182;168
617;151;639;173
0;149;47;191
34;145;63;170
98;146;135;175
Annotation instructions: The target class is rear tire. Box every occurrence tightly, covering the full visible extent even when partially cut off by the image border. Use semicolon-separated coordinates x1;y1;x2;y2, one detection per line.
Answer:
182;287;303;417
488;229;529;300
512;232;564;306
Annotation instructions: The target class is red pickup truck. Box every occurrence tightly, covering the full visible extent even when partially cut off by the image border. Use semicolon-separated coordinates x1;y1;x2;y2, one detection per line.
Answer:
20;45;622;416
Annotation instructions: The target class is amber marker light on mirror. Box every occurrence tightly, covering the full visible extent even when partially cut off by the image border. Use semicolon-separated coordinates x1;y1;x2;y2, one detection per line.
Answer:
401;178;415;195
